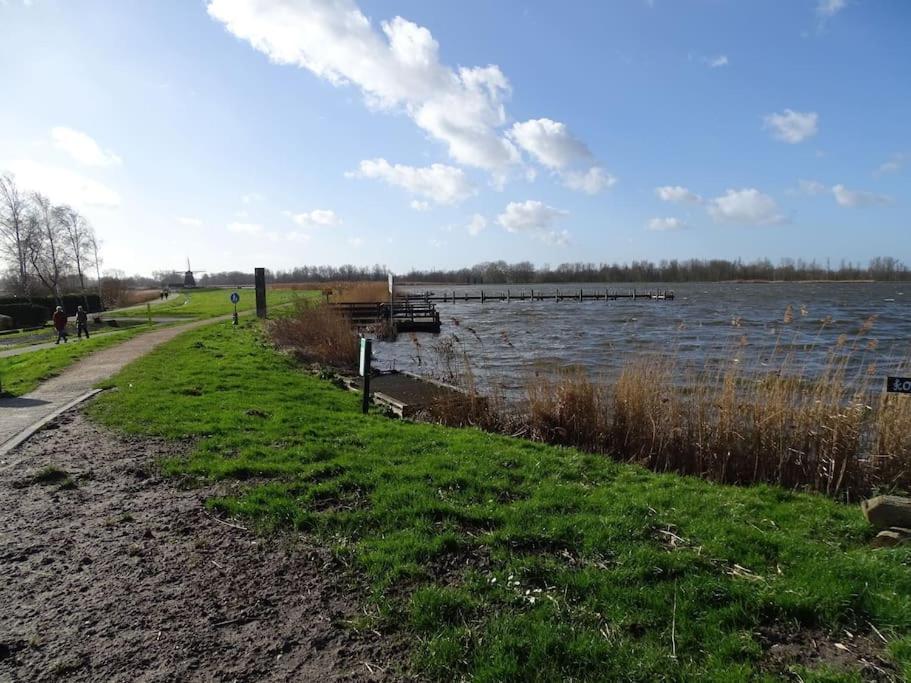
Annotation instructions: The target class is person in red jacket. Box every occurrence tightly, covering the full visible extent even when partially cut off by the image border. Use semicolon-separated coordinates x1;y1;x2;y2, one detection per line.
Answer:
52;306;68;344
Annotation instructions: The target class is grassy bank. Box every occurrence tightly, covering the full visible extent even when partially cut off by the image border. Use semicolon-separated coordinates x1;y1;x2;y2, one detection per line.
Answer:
0;326;151;396
89;321;911;680
111;287;306;319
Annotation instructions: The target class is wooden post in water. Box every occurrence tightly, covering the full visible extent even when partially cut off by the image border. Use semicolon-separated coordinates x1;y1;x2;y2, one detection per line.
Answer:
579;288;583;302
507;288;510;302
481;290;485;303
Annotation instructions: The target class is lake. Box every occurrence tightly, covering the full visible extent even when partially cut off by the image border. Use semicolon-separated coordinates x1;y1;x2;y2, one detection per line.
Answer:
373;282;911;397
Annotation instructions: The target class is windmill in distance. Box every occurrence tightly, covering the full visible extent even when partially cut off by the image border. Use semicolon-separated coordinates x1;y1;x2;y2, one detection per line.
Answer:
183;258;206;288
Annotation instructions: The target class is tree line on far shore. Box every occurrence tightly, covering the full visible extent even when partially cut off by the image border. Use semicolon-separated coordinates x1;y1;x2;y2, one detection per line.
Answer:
193;257;910;286
0;172;101;304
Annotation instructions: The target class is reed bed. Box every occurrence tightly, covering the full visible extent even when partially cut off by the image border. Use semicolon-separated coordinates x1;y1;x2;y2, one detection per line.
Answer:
266;300;359;368
521;325;911;501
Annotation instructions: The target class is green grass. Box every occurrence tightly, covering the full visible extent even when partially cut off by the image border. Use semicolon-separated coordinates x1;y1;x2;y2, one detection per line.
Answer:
112;287;308;319
88;322;911;681
0;320;150;350
0;325;151;396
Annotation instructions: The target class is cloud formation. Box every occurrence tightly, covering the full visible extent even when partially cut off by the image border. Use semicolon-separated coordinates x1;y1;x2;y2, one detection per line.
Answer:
655;185;703;204
496;200;569;245
647;217;686;231
466;213;486;236
509;118;614;193
703;55;728;68
817;0;846;17
763;109;819;143
287;209;341;227
51;127;122;167
876;153;906;176
347;158;474;205
177;216;203;227
708;188;785;226
8;159;120;208
228;222;264;235
208;0;519;172
832;184;892;208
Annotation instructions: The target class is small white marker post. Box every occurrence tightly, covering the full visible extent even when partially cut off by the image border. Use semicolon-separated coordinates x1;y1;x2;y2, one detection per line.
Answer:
359;337;372;414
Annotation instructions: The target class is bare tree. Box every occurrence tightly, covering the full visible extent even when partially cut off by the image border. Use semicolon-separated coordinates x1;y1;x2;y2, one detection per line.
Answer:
0;173;30;295
25;193;70;304
56;205;95;307
89;231;103;302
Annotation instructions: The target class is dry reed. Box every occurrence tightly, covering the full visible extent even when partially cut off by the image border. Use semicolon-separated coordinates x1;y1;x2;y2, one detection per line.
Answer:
267;300;359;368
522;327;911;500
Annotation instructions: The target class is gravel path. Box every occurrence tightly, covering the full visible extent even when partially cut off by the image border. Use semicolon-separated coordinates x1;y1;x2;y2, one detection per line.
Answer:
0;320;221;458
0;410;403;682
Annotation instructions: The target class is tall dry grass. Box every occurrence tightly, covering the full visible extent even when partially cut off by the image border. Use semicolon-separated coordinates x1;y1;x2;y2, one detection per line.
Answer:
523;326;911;500
267;300;359;368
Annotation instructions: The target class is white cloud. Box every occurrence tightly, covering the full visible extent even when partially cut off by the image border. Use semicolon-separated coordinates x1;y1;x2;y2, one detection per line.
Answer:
241;192;264;205
347;158;475;204
763;109;819;144
496;200;569;245
831;184;892;208
347;236;365;248
703;55;728;68
6;159;120;208
563;167;616;194
207;0;519;172
875;153;906;176
177;216;203;227
509;119;613;194
227;222;264;235
51;127;122;167
466;213;486;236
287;209;340;227
708;188;785;226
817;0;846;17
647;217;686;231
509;118;591;170
286;231;311;243
410;200;430;211
655;185;702;204
788;179;828;196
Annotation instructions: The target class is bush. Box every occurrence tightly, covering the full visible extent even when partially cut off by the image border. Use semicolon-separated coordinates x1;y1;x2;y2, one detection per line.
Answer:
0;294;103;316
267;301;359;368
0;303;52;328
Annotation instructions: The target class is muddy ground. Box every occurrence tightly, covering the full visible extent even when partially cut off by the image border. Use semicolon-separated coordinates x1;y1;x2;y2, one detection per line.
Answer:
0;410;407;682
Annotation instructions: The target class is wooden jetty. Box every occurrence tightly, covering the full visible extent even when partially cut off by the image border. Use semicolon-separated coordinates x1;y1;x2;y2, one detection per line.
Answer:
328;302;441;333
344;370;468;418
401;288;674;303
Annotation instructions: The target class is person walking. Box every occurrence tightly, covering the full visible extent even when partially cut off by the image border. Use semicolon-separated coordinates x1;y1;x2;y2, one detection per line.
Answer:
75;305;90;339
52;306;69;344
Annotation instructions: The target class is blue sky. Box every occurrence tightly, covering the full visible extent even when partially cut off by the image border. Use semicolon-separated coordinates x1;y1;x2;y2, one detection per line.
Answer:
1;0;908;275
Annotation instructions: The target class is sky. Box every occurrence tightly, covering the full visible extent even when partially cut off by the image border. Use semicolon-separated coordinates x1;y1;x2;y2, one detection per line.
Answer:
0;0;909;276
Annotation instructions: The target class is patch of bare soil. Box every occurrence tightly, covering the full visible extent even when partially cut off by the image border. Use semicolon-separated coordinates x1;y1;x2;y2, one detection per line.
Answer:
0;411;407;682
758;625;899;681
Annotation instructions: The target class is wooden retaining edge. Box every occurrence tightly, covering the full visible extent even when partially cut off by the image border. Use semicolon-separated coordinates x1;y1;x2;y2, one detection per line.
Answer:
0;388;104;467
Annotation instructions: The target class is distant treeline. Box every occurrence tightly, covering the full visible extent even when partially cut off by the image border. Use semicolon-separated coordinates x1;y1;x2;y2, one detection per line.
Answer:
193;257;910;286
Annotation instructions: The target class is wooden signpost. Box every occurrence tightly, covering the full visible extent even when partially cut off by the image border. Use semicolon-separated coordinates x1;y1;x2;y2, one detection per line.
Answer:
254;267;266;319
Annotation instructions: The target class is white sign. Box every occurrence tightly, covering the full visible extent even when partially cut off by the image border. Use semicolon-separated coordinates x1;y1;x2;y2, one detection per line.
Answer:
359;338;371;377
388;272;394;294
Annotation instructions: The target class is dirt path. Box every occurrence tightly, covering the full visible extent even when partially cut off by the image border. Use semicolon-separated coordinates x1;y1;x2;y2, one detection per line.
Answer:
0;410;404;682
0;319;224;458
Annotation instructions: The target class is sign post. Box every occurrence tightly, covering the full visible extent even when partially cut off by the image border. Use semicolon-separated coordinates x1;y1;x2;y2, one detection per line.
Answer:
887;377;911;394
359;337;372;414
254;267;267;319
230;291;240;326
387;272;394;323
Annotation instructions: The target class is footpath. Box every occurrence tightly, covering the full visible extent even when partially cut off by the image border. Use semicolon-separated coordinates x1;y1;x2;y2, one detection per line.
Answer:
0;318;222;461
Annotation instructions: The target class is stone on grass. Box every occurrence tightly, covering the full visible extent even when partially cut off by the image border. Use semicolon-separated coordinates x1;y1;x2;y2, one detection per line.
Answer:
0;314;12;331
861;495;911;530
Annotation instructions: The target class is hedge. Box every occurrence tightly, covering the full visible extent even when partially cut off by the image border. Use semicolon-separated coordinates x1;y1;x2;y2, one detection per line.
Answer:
0;294;102;316
0;303;52;328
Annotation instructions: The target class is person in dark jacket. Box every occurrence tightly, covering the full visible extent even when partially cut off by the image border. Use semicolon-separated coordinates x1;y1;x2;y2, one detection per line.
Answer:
52;306;68;344
75;305;90;339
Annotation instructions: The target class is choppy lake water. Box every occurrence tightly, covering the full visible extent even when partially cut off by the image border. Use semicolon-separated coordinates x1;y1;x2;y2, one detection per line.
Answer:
373;282;911;397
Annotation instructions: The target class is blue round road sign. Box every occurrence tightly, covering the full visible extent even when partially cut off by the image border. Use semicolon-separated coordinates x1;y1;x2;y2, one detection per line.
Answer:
230;292;240;304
